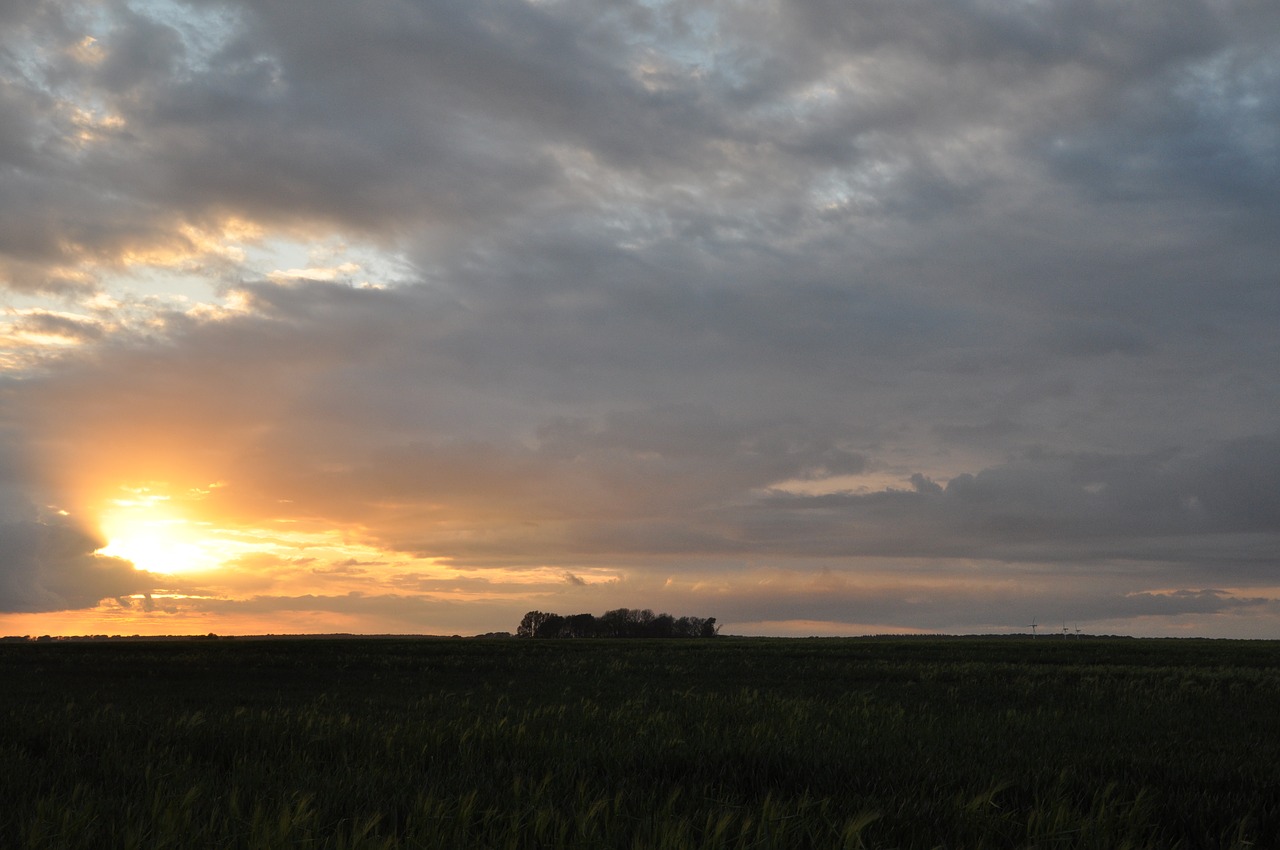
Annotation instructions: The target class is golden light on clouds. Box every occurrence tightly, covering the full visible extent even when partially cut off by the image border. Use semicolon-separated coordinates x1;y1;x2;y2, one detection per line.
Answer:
67;105;126;146
89;480;560;599
68;35;105;66
3;0;1279;641
114;219;264;271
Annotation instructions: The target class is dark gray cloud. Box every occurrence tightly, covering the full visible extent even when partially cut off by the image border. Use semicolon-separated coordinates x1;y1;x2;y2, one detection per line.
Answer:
0;440;153;612
746;436;1280;571
0;516;151;612
1;0;1278;634
10;310;104;342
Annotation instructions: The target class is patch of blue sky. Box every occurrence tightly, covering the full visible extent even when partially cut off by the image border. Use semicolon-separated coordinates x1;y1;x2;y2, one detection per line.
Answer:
128;0;244;76
2;5;109;95
239;238;417;291
98;264;224;306
1178;48;1277;154
611;1;727;75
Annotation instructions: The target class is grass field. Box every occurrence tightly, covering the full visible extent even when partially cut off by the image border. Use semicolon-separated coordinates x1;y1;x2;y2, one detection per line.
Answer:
2;635;1277;848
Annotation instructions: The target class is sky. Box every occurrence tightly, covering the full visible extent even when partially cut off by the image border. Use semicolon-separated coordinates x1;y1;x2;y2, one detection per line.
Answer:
1;0;1278;638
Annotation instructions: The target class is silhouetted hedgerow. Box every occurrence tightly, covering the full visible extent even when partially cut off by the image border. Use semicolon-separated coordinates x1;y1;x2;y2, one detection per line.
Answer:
516;608;718;638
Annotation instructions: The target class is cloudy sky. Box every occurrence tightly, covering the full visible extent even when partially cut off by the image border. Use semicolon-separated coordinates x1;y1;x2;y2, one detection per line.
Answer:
2;0;1278;638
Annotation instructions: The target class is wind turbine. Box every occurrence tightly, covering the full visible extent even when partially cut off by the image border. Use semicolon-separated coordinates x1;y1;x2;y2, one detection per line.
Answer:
1074;624;1082;639
1062;623;1069;639
1025;620;1038;638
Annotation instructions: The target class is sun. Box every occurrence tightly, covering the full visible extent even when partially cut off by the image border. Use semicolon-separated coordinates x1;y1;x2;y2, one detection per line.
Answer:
99;519;210;574
97;490;221;574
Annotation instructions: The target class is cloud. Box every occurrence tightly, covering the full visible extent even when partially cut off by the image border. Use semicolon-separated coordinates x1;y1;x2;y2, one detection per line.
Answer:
0;440;153;612
3;0;1270;292
1;1;1278;634
748;436;1280;573
0;517;151;612
7;310;105;343
10;281;1279;584
706;577;1275;636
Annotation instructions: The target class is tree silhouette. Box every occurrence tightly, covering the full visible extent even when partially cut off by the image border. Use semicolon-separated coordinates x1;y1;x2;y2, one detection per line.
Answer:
516;608;719;638
516;610;552;638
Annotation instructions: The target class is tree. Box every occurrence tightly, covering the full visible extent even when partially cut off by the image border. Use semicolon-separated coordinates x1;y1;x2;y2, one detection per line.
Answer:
598;608;632;637
517;608;719;638
535;614;566;639
517;610;551;638
649;613;675;638
564;612;597;638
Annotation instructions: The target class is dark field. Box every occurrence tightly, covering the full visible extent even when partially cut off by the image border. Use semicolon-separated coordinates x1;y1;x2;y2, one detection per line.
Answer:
2;636;1278;849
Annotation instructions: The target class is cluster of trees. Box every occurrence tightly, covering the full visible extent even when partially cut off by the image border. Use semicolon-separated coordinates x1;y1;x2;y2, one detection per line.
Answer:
517;608;719;639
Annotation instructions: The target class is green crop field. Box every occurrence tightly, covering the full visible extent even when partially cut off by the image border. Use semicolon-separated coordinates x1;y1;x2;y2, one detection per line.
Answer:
2;636;1277;848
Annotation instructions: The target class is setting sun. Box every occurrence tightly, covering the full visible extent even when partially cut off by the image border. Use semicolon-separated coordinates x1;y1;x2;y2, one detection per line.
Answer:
98;492;222;575
99;521;209;574
3;0;1279;644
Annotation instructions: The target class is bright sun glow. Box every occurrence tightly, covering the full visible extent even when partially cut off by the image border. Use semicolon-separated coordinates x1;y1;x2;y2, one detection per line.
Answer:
98;494;222;575
99;522;211;574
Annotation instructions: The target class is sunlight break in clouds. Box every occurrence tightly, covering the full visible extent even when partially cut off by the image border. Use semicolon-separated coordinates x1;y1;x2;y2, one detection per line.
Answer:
2;0;1279;637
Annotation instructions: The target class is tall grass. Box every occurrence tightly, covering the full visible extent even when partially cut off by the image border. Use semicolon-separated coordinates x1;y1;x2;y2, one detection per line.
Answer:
2;637;1276;848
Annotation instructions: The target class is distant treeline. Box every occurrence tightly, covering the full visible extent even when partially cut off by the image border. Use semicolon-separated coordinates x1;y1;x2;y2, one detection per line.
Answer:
517;608;718;639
